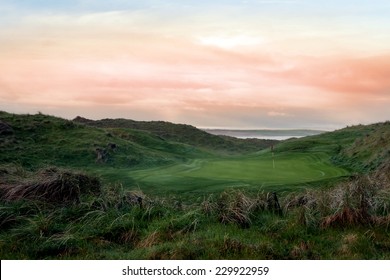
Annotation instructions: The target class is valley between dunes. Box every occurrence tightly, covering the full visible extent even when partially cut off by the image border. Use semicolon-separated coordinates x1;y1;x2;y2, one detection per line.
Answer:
1;111;390;259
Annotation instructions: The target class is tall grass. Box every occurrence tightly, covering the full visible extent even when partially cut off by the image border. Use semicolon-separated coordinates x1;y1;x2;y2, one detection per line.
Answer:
0;166;100;204
284;164;390;229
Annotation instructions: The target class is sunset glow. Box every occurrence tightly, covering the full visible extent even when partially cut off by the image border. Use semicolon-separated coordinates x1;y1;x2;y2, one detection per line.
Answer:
1;1;390;129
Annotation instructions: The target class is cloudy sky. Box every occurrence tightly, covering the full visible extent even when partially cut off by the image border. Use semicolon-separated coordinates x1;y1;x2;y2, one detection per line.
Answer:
1;0;389;129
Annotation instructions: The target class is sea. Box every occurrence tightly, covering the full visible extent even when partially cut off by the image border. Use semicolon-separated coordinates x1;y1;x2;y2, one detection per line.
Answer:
202;129;326;141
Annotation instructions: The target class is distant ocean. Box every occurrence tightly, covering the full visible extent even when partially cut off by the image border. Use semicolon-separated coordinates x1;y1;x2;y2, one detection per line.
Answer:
202;129;326;140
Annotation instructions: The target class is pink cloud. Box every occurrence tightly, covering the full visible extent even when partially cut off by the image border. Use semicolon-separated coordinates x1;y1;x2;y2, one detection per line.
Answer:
276;54;390;95
1;15;389;128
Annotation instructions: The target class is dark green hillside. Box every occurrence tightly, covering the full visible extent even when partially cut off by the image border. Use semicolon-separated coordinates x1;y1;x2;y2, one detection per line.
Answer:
274;122;390;172
275;125;370;154
0;111;276;171
0;111;205;169
335;122;390;171
73;116;277;153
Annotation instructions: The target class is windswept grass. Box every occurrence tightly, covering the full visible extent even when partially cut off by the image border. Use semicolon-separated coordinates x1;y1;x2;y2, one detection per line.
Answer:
0;165;100;204
284;163;390;230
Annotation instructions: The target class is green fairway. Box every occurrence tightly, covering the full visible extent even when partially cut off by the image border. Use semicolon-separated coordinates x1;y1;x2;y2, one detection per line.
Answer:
100;151;349;194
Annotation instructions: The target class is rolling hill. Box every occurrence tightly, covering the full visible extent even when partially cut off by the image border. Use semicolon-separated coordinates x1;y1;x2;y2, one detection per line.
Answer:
0;111;182;169
1;111;389;176
0;111;276;170
275;121;390;172
72;116;278;154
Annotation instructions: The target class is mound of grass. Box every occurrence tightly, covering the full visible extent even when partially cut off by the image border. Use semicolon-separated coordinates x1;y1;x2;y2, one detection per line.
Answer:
335;121;390;172
284;165;390;229
0;165;101;204
0;111;202;169
275;121;390;173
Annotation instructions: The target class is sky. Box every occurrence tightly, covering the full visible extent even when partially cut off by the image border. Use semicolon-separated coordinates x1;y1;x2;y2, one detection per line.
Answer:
0;0;390;129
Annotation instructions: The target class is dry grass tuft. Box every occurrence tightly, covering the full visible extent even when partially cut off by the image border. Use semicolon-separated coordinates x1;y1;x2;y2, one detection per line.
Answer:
372;215;390;228
222;234;245;255
137;231;161;248
0;167;100;204
290;241;310;259
284;165;390;229
217;190;254;227
321;206;371;228
201;190;280;227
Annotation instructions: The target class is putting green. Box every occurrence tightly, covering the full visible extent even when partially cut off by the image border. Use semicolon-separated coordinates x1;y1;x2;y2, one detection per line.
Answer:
125;152;349;193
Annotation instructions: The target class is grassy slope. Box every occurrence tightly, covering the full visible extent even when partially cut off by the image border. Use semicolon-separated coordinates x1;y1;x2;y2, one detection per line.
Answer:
0;111;278;167
275;122;390;171
0;111;214;170
73;116;278;154
335;122;390;171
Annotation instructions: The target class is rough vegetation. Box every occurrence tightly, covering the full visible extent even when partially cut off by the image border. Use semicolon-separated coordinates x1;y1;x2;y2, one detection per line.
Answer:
1;165;389;259
0;166;100;204
0;120;13;135
336;122;390;171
